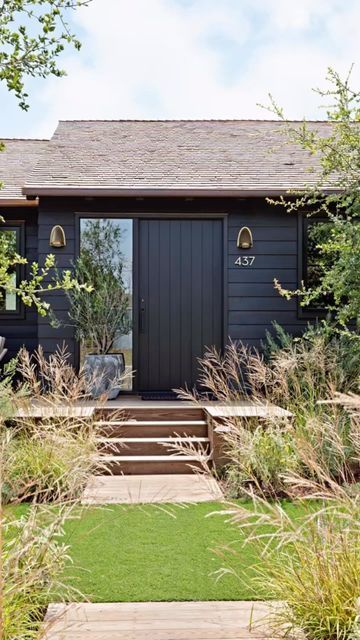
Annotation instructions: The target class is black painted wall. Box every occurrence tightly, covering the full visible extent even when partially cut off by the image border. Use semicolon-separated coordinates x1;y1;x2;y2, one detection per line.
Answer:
227;201;305;350
37;200;75;359
2;196;314;380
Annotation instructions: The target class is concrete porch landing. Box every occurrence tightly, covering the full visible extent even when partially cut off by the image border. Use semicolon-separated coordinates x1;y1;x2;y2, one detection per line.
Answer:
82;473;223;504
44;601;276;640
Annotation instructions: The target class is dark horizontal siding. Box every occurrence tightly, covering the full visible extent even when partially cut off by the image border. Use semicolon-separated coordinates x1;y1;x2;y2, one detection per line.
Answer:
229;283;293;296
38;240;76;255
227;207;305;346
229;297;297;311
37;204;76;359
228;212;296;228
227;254;296;269
228;226;296;240
229;324;305;340
2;337;38;353
228;241;297;255
229;310;305;325
38;338;76;355
228;268;297;283
38;224;75;240
37;323;74;339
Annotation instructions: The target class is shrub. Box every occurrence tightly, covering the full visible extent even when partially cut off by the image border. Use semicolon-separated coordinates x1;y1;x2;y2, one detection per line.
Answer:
223;499;360;640
262;322;360;412
1;345;119;504
16;344;90;402
224;420;300;499
178;323;360;497
2;418;99;504
2;504;79;640
0;346;107;637
218;395;360;640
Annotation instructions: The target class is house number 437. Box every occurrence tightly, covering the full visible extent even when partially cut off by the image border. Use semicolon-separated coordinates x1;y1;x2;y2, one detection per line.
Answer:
234;256;255;266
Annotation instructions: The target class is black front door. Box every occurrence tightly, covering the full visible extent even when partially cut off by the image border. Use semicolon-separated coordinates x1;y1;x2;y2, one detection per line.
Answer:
138;219;223;391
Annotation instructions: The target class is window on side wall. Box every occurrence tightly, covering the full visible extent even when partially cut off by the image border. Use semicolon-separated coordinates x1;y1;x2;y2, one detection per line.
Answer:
300;216;333;317
0;223;24;317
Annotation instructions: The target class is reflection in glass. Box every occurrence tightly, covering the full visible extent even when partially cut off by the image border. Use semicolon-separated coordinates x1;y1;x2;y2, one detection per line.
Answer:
0;228;19;313
305;220;333;310
79;218;133;390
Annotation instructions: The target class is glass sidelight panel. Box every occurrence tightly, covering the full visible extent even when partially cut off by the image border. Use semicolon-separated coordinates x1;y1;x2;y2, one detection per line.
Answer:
79;218;133;390
0;226;21;314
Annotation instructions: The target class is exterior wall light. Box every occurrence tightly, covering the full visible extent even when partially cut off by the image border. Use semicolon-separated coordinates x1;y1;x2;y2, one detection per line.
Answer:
237;226;253;249
49;225;66;248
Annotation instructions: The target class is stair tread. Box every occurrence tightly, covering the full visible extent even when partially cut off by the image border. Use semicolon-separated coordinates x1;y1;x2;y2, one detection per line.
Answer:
96;420;207;426
98;454;207;462
97;436;209;443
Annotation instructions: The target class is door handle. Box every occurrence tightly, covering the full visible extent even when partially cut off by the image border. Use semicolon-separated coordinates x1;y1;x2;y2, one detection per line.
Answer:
139;297;146;333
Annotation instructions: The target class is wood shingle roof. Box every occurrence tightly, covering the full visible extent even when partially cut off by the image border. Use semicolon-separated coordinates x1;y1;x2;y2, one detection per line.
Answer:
1;120;338;199
22;119;333;197
0;138;48;201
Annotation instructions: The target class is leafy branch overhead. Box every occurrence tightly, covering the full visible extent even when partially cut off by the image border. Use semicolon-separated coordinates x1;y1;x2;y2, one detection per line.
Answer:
266;68;360;329
0;0;91;109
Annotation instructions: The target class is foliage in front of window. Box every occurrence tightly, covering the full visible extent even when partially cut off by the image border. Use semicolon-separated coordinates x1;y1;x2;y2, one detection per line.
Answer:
306;222;332;291
0;218;89;316
268;68;360;330
65;219;132;355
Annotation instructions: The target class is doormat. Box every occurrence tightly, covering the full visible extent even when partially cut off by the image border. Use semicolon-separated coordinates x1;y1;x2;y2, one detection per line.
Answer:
140;391;184;401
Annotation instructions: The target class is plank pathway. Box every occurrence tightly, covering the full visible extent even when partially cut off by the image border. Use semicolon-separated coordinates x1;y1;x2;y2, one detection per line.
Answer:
82;473;223;504
44;601;277;640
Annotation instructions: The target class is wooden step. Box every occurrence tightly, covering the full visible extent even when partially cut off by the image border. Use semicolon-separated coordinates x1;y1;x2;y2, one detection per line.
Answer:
96;407;204;422
96;420;208;438
97;454;210;475
97;436;210;456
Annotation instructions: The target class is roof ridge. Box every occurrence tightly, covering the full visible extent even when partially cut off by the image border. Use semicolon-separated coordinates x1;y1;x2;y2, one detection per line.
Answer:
57;118;331;124
0;137;49;142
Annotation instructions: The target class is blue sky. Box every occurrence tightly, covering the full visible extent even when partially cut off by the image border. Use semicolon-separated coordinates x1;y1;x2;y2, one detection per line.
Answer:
1;0;359;139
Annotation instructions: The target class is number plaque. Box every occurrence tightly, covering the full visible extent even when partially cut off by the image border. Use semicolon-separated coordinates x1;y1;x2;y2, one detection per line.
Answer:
234;256;255;267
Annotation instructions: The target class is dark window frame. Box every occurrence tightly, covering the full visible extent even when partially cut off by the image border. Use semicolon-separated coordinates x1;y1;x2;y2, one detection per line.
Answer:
0;221;26;320
297;214;328;319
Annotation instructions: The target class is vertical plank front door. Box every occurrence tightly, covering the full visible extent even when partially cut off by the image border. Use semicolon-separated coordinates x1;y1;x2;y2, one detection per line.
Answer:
138;219;223;391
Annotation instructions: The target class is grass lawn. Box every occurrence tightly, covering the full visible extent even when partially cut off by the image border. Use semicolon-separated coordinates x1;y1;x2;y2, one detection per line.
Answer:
8;500;303;602
61;500;299;602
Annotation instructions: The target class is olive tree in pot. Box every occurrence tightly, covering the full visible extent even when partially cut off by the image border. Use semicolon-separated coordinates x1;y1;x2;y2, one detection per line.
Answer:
66;220;132;399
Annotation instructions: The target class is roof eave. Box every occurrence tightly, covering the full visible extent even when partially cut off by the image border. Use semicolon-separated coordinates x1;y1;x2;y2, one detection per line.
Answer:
0;197;39;207
22;186;340;198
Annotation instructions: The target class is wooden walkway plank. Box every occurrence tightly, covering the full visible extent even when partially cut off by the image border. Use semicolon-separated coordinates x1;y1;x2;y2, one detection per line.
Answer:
82;474;223;504
44;601;277;640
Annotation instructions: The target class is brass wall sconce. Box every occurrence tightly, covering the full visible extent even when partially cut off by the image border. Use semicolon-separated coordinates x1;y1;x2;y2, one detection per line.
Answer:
49;225;66;248
237;226;253;249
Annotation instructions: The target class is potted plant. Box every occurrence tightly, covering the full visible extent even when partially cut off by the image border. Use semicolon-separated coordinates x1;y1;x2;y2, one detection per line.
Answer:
66;220;132;399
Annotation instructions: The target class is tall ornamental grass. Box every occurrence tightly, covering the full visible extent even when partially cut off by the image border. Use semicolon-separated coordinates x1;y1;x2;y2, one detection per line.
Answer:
1;345;120;505
2;504;79;640
217;394;360;640
0;345;122;638
177;323;360;497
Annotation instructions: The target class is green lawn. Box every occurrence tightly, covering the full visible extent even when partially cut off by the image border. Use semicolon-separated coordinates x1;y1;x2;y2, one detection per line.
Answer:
8;500;303;602
62;500;302;602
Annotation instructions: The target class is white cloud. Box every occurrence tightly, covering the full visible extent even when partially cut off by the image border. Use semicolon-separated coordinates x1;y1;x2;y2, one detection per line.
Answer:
28;0;360;137
258;0;334;30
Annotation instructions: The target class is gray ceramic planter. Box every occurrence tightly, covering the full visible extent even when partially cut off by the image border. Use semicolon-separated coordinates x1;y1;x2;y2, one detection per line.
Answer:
84;353;125;400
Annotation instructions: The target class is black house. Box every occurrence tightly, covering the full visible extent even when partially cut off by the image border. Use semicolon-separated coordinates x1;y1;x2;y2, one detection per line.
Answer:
0;120;327;392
